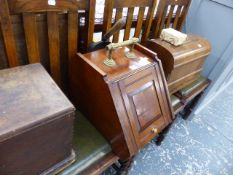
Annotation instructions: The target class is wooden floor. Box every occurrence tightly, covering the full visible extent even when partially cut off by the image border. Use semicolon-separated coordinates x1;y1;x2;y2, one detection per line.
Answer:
103;81;233;175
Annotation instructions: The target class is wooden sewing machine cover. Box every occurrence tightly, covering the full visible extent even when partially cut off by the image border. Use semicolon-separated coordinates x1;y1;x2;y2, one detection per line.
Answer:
69;44;173;160
147;34;211;94
0;64;75;175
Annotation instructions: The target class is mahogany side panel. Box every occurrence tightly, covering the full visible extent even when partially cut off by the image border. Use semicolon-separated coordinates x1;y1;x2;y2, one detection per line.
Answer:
69;53;134;160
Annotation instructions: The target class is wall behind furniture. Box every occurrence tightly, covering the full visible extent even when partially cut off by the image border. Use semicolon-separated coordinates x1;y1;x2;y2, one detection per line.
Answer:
185;0;233;113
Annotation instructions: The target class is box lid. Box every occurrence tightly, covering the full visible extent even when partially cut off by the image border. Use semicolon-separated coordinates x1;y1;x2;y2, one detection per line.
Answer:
82;44;156;82
0;64;75;142
150;34;211;65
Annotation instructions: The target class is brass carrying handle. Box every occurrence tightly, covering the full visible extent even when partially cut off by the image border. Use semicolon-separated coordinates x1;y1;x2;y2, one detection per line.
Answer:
106;37;139;51
103;38;140;67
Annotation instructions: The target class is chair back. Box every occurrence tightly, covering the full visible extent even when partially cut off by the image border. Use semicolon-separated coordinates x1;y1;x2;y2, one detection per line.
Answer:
103;0;157;44
151;0;191;38
0;0;95;87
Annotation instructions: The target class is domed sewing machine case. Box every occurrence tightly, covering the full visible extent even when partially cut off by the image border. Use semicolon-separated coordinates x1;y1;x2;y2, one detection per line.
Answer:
146;34;211;94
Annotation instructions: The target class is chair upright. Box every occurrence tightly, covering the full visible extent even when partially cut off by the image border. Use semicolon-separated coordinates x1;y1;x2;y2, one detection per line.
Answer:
0;0;95;87
151;0;191;38
103;0;157;44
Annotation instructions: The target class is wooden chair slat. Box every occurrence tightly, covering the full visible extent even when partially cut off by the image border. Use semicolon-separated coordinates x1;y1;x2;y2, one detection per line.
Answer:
152;7;164;38
165;5;175;28
47;12;61;86
104;0;156;43
151;0;191;39
86;0;96;48
102;0;114;39
0;0;19;67
176;2;191;31
154;5;168;38
113;8;123;43
68;12;78;62
0;0;95;90
172;6;182;29
123;7;134;41
141;0;157;44
134;7;145;38
23;13;41;63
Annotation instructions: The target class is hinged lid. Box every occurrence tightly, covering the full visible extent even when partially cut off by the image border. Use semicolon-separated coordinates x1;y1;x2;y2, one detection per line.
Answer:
80;44;157;82
150;34;211;65
0;64;75;142
147;34;211;77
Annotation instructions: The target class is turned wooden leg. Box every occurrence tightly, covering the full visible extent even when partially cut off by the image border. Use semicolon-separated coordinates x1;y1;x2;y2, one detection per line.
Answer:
181;93;203;120
112;157;134;175
154;123;172;146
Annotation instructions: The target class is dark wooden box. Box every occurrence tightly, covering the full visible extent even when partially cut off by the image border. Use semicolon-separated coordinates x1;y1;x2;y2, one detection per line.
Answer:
0;64;75;175
69;44;173;160
146;34;211;94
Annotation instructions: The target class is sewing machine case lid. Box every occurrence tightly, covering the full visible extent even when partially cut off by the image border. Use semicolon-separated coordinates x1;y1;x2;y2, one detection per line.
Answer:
149;34;211;65
80;44;157;82
0;63;75;142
